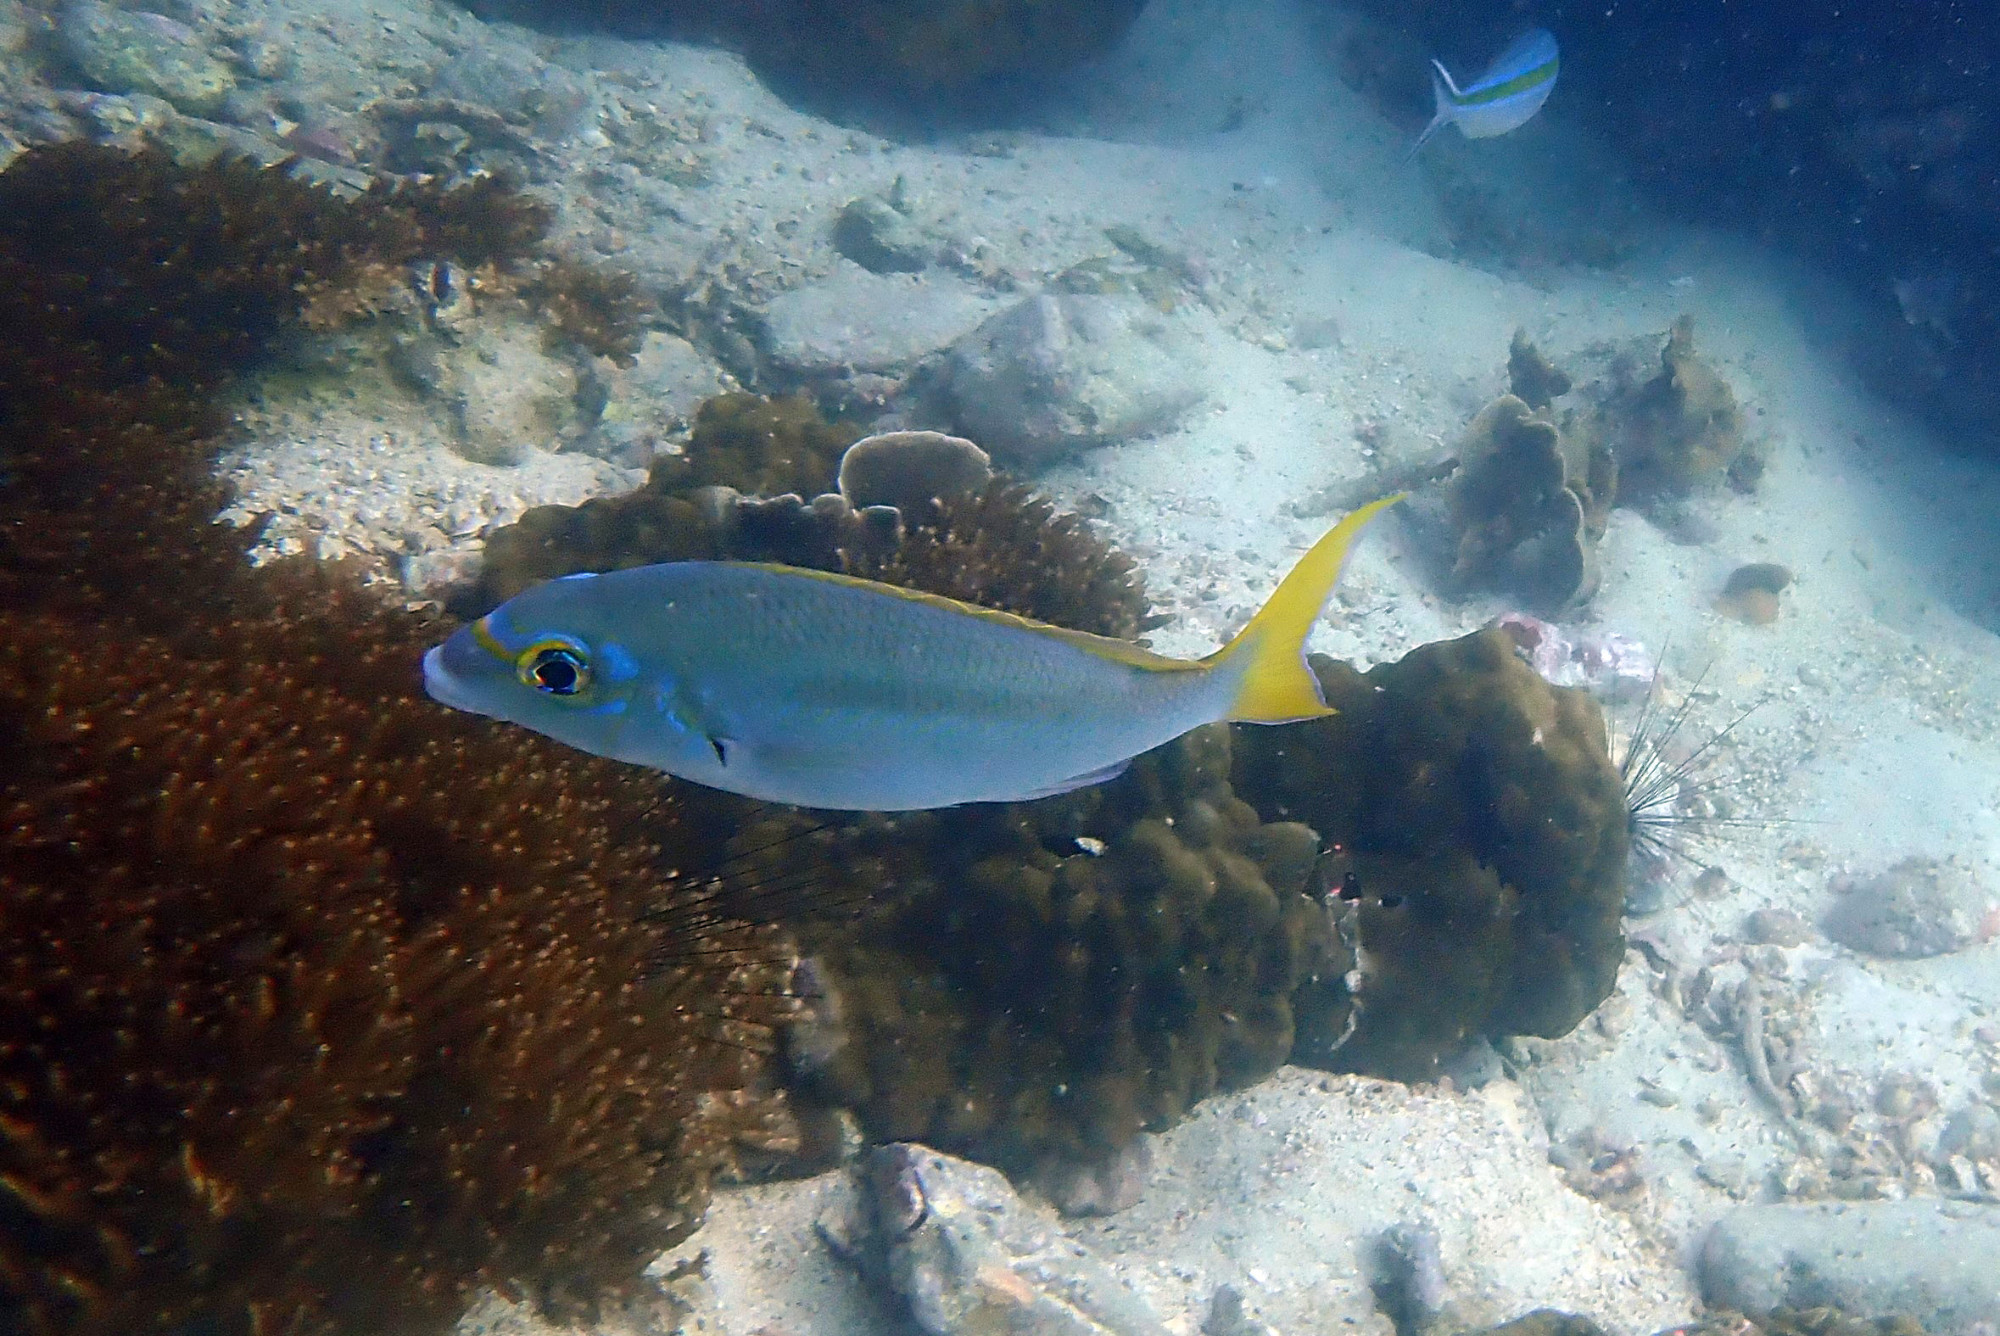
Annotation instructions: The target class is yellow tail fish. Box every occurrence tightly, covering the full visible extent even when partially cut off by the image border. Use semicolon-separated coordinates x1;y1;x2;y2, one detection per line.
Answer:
423;495;1402;811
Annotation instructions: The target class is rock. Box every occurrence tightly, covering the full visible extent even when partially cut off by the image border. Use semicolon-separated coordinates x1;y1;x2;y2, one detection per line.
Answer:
1699;1199;2000;1334
431;43;589;136
821;1143;1172;1336
942;294;1204;469
757;263;998;379
1742;907;1814;948
1821;855;1998;958
57;0;235;116
1032;1137;1153;1218
438;315;581;467
586;330;728;463
833;195;935;273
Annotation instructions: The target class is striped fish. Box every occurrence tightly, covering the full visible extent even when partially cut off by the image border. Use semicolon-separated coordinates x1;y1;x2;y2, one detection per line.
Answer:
1407;28;1559;160
423;497;1402;812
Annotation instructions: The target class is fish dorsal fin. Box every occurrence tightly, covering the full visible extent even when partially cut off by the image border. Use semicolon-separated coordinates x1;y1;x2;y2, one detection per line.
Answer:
728;563;1206;673
1430;56;1467;101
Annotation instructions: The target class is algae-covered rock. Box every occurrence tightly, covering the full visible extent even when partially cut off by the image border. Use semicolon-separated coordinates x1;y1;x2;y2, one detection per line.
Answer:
1235;629;1629;1080
832;194;935;274
57;0;235;116
1701;1200;2000;1333
443;312;582;466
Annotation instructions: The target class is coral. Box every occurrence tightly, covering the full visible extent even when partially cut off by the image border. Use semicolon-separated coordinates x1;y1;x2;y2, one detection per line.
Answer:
846;481;1161;639
1580;315;1752;503
762;725;1341;1184
0;591;797;1336
1716;561;1793;625
0;139;797;1336
836;429;992;515
1445;394;1602;612
1507;328;1574;411
468;395;1158;639
658;392;860;499
1234;630;1630;1081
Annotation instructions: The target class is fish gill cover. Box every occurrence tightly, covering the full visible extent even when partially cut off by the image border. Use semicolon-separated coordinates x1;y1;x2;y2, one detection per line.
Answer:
0;143;798;1336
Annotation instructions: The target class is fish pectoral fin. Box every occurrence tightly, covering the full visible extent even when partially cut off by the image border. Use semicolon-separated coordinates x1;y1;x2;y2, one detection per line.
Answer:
708;734;734;766
1000;758;1133;803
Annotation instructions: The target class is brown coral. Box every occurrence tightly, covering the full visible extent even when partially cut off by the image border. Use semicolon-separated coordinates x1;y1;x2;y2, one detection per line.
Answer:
1236;630;1630;1080
761;726;1337;1185
468;394;1160;639
0;589;796;1336
1445;394;1603;613
0;140;798;1336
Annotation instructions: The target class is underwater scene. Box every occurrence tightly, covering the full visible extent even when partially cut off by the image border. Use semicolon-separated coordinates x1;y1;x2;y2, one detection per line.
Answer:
4;0;2000;1333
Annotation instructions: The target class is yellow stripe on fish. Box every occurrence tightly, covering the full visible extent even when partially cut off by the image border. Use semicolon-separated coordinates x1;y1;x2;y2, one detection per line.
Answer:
422;495;1404;811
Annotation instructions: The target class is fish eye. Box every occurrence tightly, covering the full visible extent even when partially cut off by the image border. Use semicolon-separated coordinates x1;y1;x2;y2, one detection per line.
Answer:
517;639;591;697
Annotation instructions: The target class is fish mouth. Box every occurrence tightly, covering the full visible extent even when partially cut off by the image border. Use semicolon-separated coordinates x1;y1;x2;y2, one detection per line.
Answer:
422;645;485;714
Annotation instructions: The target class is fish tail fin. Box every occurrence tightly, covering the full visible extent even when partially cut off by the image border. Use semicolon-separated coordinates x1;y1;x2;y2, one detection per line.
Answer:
1405;60;1458;161
1205;494;1404;723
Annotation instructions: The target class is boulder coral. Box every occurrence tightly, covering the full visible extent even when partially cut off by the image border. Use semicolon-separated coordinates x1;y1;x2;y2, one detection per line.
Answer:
1238;630;1630;1081
757;726;1339;1189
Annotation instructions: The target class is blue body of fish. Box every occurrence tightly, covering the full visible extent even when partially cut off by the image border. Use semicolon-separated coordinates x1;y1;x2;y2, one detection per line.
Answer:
423;497;1401;811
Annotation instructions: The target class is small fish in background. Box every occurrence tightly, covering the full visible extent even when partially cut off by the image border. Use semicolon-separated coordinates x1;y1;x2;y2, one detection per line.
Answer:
1407;28;1560;160
424;496;1403;812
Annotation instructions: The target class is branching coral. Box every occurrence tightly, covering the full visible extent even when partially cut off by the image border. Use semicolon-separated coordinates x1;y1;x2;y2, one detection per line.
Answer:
0;589;796;1336
0;141;797;1336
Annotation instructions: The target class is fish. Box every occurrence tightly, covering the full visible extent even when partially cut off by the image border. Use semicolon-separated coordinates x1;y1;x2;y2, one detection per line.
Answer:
1407;28;1560;160
423;495;1403;811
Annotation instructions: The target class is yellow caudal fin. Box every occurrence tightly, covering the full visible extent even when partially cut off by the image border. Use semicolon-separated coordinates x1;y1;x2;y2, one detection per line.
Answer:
1204;494;1405;722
